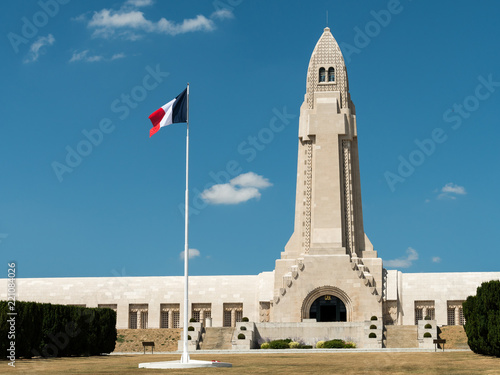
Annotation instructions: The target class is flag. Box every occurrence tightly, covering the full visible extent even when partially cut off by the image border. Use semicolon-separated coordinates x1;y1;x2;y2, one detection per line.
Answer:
149;88;188;137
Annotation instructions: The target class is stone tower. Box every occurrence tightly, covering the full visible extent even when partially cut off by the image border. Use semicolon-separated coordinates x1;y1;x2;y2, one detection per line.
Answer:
271;28;383;322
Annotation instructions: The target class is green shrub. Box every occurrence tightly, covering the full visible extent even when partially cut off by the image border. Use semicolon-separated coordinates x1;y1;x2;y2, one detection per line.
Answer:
289;341;301;349
463;280;500;357
369;333;377;338
187;335;191;340
260;342;270;349
344;341;356;348
242;317;249;322
238;333;245;340
117;334;125;343
240;326;247;331
269;339;292;349
188;326;195;331
424;315;431;320
370;316;378;321
424;323;432;329
316;340;325;348
301;345;313;349
0;301;116;358
323;339;345;348
370;324;377;329
189;318;197;322
423;332;432;338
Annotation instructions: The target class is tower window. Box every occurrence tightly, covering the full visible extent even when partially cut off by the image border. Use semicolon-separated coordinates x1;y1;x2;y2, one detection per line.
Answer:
328;67;335;82
319;68;326;82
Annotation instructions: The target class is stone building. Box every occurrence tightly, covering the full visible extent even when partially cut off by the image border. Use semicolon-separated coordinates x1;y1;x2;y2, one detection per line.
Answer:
2;28;499;348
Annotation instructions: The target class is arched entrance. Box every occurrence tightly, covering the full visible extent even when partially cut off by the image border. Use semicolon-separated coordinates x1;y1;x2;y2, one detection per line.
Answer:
301;286;352;322
309;295;347;322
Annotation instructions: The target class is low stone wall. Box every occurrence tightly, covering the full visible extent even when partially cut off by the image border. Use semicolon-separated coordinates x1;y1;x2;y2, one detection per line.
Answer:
254;322;377;348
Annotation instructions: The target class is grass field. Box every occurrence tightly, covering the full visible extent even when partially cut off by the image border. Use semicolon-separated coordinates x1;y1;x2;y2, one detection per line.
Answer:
8;351;500;375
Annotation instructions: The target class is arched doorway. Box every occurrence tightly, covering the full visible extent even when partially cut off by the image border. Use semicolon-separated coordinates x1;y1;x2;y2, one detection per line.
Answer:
301;286;352;322
309;295;347;322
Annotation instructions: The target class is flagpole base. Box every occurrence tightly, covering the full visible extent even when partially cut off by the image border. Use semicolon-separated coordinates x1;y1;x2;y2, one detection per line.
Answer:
138;359;232;369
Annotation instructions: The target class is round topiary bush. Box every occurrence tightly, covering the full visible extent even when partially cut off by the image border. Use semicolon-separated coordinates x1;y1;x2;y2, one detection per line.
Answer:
188;326;194;331
316;341;325;348
238;333;245;340
370;316;378;321
240;326;247;330
424;332;432;338
260;342;270;349
269;339;291;349
187;335;192;340
242;317;249;322
189;318;197;322
424;315;431;320
424;323;432;329
289;341;301;349
369;332;377;338
323;339;345;348
370;324;377;329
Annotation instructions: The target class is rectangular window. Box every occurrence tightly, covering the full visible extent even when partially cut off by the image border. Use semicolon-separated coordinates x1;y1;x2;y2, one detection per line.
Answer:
172;311;180;328
129;312;137;329
427;308;435;320
415;308;423;325
192;310;200;323
459;308;465;325
447;308;455;325
235;310;243;323
160;311;169;328
223;310;232;327
140;311;148;329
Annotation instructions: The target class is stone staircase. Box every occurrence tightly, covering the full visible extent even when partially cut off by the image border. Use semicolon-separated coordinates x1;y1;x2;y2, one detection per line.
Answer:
384;325;418;348
199;327;234;350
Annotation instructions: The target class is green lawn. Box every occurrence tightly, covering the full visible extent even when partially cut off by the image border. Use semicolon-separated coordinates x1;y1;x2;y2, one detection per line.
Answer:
8;351;500;374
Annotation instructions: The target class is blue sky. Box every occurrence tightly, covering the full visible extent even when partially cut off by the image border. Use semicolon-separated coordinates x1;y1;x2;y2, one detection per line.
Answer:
1;0;499;278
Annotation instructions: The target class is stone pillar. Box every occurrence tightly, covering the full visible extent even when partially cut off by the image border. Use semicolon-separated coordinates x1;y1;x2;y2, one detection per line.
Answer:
231;309;236;327
168;310;173;328
455;307;460;325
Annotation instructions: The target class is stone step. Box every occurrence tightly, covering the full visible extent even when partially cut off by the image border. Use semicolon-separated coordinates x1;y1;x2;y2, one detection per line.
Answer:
199;327;234;350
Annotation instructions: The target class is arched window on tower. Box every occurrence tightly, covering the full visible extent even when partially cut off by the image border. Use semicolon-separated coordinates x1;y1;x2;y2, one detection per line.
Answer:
328;67;335;82
319;68;326;82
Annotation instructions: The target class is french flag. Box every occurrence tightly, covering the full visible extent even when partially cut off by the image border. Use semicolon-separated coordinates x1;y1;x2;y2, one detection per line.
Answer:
149;88;188;137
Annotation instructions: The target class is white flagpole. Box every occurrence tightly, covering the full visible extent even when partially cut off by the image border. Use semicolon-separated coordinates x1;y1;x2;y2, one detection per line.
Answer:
181;83;190;364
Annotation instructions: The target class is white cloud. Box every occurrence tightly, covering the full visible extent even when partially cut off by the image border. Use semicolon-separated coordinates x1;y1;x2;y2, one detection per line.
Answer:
229;172;272;188
211;9;234;20
179;248;200;260
24;34;55;63
384;247;419;269
201;172;272;205
111;53;126;60
437;183;467;200
82;0;233;40
69;50;125;63
125;0;154;7
432;256;441;263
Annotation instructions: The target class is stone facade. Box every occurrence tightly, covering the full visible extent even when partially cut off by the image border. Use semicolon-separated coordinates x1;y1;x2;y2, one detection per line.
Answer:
1;28;499;348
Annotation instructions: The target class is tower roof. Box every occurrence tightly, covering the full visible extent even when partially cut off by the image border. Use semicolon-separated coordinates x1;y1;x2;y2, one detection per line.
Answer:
306;28;351;110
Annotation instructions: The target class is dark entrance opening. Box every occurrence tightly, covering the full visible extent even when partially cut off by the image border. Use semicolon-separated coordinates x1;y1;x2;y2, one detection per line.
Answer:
309;295;347;322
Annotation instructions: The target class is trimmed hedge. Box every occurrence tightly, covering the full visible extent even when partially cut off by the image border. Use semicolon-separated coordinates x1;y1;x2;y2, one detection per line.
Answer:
237;333;245;339
369;333;377;338
424;323;432;329
463;280;500;357
260;342;270;349
323;339;345;348
240;326;247;331
0;301;116;358
188;326;195;331
269;339;292;349
370;324;377;329
242;317;249;322
423;332;432;338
